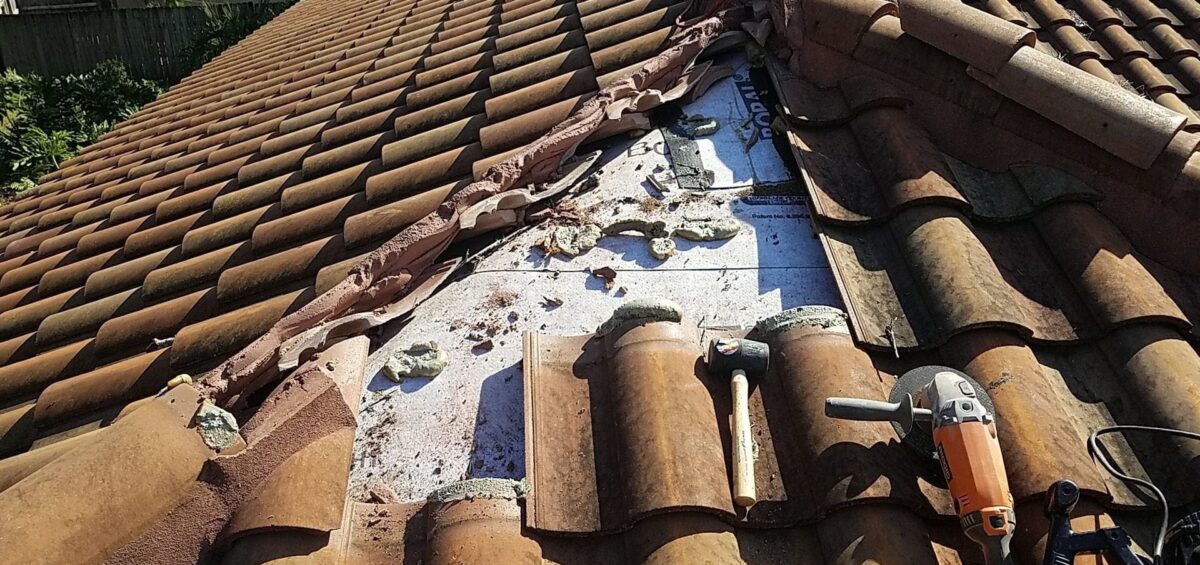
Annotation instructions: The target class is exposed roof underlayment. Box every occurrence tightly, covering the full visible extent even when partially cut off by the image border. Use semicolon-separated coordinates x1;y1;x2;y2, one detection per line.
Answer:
352;54;842;499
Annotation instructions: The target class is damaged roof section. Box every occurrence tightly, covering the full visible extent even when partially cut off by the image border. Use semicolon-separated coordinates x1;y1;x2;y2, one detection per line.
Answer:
0;335;371;563
0;0;691;460
0;0;735;560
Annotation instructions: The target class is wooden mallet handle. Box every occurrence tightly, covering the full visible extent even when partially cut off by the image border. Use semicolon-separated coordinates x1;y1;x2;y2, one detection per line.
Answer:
730;368;755;507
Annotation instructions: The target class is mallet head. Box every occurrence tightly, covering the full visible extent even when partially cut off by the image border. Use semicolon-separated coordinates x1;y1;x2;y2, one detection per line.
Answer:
707;338;770;379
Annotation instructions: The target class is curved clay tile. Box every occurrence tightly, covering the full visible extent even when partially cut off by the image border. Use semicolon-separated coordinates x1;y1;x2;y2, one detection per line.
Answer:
142;241;252;301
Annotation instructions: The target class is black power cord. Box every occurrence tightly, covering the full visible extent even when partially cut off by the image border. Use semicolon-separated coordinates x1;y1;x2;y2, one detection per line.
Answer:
1088;425;1200;565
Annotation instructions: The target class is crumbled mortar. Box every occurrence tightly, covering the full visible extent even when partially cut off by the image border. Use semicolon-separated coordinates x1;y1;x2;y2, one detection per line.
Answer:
597;297;684;336
756;305;849;336
427;478;527;502
194;401;239;451
681;114;720;137
383;341;449;381
649;237;676;260
542;224;602;257
675;218;742;241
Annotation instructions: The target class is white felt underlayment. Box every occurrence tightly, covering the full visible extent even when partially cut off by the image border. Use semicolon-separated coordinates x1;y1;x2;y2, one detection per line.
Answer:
348;55;842;501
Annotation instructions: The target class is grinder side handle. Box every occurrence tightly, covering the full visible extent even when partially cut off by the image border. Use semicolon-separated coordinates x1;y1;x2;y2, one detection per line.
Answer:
824;394;931;433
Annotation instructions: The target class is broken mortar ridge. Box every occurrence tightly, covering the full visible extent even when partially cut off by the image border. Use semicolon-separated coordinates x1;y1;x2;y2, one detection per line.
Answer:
195;400;240;451
675;218;742;241
427;478;527;502
597;297;685;336
383;341;449;382
756;305;849;337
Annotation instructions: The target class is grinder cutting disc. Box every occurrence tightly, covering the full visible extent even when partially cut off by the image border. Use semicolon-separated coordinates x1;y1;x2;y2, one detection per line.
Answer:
888;365;995;460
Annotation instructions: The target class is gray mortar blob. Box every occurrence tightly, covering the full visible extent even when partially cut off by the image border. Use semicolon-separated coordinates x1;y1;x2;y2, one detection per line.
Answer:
383;341;449;381
648;237;676;259
756;305;849;337
545;224;602;257
675;218;741;241
195;401;240;450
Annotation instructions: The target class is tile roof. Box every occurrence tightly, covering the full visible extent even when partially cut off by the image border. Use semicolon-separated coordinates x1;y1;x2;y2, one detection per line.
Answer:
435;0;1200;562
484;307;1178;564
0;0;726;559
0;0;687;456
3;0;1200;559
975;0;1200;123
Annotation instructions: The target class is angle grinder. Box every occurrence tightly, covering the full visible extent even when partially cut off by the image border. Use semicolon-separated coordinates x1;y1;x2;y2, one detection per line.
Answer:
825;366;1015;565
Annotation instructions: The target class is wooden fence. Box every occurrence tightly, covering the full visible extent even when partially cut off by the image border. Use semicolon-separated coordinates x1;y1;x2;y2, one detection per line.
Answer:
0;5;271;82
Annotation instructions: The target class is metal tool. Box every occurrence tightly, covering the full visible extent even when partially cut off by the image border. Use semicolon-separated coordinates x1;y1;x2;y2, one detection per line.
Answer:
707;337;769;508
1044;479;1146;564
825;366;1015;565
1050;426;1200;565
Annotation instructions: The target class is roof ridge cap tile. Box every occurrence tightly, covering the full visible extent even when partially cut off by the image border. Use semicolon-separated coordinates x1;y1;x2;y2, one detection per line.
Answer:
968;45;1187;169
801;0;898;54
896;0;1033;75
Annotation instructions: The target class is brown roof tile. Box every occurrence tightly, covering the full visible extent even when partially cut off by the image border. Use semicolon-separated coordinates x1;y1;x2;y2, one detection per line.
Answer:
0;0;728;558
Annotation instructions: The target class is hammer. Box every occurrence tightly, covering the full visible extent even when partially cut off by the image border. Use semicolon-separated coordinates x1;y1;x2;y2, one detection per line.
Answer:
707;337;770;508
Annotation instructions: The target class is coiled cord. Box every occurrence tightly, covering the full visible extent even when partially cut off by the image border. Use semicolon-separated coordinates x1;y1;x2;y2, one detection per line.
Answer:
1088;425;1200;565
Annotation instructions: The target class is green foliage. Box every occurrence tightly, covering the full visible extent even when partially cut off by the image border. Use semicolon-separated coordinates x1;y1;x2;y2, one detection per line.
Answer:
181;0;294;74
0;61;161;196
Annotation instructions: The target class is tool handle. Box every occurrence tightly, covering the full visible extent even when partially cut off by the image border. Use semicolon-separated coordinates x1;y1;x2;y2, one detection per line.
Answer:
730;370;755;507
824;397;904;421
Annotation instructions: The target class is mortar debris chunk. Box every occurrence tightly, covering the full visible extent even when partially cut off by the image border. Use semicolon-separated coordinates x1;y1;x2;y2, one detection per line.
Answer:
681;114;720;137
541;224;602;257
194;400;240;451
383;341;449;382
675;218;742;241
649;237;677;259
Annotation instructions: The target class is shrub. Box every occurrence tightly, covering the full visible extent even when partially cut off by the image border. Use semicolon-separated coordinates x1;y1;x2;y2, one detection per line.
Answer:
180;0;295;74
0;60;161;196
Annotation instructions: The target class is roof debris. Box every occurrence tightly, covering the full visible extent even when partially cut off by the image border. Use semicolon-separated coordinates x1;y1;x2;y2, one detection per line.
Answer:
471;339;495;354
680;114;721;137
743;125;761;150
676;218;743;241
382;342;449;382
591;267;618;290
194;401;239;451
149;337;174;350
649;237;677;260
538;224;602;257
647;165;678;194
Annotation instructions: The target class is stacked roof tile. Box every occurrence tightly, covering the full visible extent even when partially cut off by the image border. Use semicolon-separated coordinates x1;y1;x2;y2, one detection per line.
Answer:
977;0;1200;123
0;0;685;458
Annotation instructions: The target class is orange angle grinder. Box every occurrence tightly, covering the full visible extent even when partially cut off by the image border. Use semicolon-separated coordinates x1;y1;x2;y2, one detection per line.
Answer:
824;366;1016;565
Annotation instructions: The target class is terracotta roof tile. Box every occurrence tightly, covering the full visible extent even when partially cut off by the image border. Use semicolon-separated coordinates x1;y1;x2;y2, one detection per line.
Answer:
742;3;1200;556
0;0;726;559
978;0;1200;124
